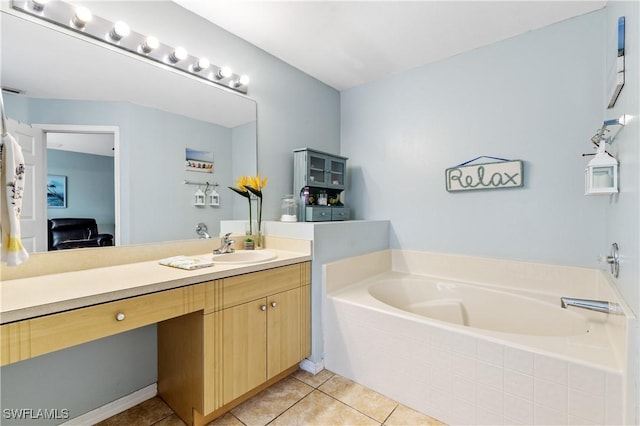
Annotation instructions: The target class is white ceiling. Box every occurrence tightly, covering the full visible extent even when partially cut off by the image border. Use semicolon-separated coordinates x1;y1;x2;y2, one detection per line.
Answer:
173;0;607;91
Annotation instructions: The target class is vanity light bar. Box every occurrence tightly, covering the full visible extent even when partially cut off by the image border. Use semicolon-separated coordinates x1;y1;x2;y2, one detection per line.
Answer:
12;0;250;94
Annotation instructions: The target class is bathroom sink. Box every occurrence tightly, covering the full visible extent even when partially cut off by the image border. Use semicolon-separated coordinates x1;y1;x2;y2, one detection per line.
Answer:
212;250;277;264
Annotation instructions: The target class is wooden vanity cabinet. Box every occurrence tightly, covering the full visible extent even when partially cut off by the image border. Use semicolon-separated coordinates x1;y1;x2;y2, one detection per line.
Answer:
158;262;311;426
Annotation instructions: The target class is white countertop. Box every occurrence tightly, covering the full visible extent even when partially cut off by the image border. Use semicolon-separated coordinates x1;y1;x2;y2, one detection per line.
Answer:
1;249;311;324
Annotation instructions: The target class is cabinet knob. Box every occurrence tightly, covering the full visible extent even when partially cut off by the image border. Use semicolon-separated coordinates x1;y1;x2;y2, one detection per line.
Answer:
270;301;277;308
260;305;267;311
115;312;126;321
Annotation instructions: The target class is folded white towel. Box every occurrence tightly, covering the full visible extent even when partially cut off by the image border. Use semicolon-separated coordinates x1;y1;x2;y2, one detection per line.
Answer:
159;255;215;270
1;131;29;266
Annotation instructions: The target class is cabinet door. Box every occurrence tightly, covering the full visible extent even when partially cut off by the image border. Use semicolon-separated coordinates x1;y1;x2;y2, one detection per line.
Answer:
266;287;301;379
307;152;328;186
327;157;346;189
222;299;267;404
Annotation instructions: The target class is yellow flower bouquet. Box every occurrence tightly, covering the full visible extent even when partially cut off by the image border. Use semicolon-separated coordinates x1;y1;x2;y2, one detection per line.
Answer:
229;174;268;245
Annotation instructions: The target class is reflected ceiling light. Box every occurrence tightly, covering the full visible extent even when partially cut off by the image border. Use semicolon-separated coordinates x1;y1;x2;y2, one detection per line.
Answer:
71;6;92;28
109;21;130;42
30;0;48;11
216;66;233;80
11;0;250;94
140;36;159;54
231;75;250;88
168;47;188;63
192;57;210;72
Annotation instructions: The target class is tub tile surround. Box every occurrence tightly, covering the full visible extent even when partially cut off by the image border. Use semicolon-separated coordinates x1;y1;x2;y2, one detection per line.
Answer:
323;249;637;426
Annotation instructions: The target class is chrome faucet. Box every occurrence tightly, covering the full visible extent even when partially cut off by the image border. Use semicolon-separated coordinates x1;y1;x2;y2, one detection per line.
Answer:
214;233;235;254
560;297;623;315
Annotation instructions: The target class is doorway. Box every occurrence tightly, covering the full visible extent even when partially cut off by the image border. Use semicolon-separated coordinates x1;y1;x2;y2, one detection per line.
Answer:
39;124;120;249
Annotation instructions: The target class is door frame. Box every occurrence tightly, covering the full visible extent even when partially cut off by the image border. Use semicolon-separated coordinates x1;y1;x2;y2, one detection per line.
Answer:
34;124;121;246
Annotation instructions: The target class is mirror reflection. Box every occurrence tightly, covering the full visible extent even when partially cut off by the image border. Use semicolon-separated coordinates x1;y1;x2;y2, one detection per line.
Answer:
1;10;257;253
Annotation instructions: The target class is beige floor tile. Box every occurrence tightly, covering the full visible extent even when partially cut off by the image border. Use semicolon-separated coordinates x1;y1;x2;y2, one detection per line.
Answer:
96;397;174;426
230;376;314;426
271;390;380;426
205;412;244;426
292;368;335;388
153;413;187;426
384;404;447;426
318;375;398;423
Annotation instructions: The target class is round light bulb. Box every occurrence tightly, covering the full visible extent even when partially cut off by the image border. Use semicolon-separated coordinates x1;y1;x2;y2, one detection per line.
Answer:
30;0;49;11
140;36;159;54
72;6;92;28
169;47;188;63
230;75;250;89
109;21;130;41
216;66;233;79
193;57;210;72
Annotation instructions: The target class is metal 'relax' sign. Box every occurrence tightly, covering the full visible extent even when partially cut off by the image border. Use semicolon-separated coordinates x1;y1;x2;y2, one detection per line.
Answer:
445;159;523;192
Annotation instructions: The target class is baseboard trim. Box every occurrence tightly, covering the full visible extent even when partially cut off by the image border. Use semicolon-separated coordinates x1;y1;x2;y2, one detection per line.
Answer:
61;383;157;425
299;358;324;375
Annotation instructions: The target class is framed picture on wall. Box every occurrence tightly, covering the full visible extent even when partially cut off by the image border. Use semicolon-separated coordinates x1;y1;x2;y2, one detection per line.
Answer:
185;148;214;173
47;175;67;208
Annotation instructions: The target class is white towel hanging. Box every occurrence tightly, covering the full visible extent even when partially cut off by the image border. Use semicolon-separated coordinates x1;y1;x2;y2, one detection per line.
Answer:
0;131;30;266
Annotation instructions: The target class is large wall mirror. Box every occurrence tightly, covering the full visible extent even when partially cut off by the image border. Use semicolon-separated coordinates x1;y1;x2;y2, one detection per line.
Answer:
1;7;257;253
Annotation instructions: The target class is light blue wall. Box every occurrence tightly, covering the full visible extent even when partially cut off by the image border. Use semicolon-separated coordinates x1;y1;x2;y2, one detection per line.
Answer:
47;149;116;237
341;10;607;268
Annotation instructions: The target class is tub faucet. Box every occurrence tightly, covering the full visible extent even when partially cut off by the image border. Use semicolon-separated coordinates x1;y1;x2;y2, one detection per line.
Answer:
214;233;235;254
560;297;623;315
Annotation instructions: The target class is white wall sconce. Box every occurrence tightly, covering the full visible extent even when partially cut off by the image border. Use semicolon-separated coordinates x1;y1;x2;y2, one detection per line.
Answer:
584;116;627;195
12;0;250;94
194;188;206;206
184;180;220;206
207;189;220;206
585;141;618;195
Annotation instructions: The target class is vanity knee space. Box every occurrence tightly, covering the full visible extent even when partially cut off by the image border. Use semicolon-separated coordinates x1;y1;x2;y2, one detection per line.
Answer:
157;262;311;426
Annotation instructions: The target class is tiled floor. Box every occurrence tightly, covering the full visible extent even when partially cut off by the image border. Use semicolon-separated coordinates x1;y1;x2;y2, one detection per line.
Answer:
97;369;446;426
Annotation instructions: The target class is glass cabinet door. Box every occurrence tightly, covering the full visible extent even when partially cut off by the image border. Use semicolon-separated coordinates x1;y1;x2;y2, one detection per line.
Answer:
328;158;346;188
308;153;328;186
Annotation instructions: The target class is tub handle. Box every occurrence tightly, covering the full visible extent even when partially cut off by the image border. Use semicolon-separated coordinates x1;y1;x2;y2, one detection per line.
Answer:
598;243;620;278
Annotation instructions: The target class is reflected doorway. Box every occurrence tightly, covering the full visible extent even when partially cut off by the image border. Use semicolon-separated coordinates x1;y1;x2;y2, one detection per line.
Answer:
41;124;120;249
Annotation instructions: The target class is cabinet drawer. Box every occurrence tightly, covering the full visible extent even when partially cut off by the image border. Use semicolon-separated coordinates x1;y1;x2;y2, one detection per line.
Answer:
1;285;204;366
305;206;331;221
331;207;349;221
212;264;305;311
